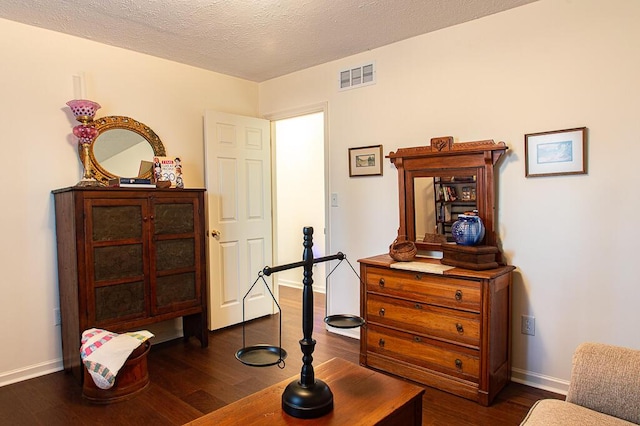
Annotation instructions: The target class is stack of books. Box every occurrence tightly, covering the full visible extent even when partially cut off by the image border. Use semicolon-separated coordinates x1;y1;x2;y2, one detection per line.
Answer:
108;177;156;188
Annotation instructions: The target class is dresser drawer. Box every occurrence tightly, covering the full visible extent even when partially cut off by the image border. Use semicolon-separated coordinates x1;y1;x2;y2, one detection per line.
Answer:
366;293;480;348
367;324;480;382
366;266;481;312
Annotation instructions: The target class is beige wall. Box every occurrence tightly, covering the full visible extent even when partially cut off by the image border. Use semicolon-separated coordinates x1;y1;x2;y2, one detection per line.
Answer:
0;17;258;384
259;0;640;392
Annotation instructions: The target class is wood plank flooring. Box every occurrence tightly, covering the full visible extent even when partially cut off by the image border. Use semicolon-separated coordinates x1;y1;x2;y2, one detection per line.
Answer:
0;286;562;425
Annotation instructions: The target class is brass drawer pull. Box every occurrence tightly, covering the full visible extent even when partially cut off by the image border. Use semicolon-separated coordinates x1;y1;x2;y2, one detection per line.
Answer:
455;359;463;369
414;336;422;343
379;278;385;287
415;273;423;280
456;323;464;334
414;303;423;310
378;338;385;347
455;290;463;301
379;308;385;317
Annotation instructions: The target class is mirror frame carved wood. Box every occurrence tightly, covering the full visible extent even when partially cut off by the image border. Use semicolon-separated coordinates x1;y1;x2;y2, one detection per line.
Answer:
388;137;508;253
80;115;166;184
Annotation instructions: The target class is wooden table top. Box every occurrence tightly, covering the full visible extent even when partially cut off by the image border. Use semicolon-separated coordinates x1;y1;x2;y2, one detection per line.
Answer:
185;357;425;425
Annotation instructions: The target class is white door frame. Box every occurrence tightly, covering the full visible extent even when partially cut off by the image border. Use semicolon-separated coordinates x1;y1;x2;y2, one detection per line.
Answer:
263;102;330;293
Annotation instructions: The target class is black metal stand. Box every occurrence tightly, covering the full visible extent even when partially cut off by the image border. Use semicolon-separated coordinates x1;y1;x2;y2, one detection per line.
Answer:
262;227;345;419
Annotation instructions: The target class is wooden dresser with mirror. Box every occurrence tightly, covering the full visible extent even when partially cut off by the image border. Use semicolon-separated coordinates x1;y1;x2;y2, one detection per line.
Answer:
358;137;514;406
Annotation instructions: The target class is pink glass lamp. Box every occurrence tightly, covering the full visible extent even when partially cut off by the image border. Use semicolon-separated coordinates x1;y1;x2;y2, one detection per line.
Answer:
66;99;102;186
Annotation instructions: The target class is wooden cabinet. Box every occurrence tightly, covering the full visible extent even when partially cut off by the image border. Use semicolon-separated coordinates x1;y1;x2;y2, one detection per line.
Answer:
53;187;208;379
359;254;514;406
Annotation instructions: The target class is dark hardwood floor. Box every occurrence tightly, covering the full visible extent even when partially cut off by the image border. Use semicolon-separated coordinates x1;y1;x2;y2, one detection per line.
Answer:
0;286;562;425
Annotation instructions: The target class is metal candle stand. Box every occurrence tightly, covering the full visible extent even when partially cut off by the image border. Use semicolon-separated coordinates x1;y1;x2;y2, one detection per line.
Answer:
235;226;364;419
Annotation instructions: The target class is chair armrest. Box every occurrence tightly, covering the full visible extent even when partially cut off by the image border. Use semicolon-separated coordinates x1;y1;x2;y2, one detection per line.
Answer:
566;342;640;423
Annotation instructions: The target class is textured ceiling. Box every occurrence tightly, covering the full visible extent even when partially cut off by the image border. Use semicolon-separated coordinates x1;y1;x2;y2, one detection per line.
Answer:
0;0;537;82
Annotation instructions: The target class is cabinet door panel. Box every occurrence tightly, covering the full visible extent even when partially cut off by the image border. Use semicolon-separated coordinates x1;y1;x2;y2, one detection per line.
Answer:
93;244;144;282
92;205;143;241
95;281;146;323
154;203;195;234
155;238;195;271
151;196;202;314
86;199;150;325
156;272;197;307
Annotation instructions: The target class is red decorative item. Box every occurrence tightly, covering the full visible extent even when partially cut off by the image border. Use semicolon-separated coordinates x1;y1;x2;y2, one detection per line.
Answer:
66;99;102;186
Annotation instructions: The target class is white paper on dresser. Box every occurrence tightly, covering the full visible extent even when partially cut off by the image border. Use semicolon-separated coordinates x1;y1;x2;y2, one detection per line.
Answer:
389;261;454;275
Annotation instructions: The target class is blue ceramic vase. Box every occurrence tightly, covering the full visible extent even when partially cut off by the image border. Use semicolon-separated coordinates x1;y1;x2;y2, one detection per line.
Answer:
451;214;485;246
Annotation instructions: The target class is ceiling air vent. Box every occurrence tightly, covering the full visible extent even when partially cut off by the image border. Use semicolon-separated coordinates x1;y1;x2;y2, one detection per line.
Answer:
339;62;376;91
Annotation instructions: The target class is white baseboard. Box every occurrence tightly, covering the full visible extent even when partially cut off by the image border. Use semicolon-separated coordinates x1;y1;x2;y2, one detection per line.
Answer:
0;359;64;387
278;280;302;290
511;367;569;395
326;325;360;339
0;324;183;387
279;280;326;293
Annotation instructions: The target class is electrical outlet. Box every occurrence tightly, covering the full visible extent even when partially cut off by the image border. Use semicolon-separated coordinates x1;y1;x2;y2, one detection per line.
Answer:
54;308;61;326
521;315;535;336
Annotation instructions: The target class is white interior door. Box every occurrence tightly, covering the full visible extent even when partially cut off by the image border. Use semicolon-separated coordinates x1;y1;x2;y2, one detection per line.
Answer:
204;111;274;330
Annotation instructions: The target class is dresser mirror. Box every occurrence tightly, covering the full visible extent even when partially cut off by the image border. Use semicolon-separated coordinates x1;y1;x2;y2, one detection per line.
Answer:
413;171;477;243
82;116;166;184
388;137;508;253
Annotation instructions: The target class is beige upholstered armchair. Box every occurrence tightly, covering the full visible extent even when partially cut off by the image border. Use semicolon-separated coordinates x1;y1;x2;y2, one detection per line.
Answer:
521;342;640;425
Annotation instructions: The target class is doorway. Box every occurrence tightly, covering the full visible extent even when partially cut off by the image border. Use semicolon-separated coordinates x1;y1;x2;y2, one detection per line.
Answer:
272;110;327;292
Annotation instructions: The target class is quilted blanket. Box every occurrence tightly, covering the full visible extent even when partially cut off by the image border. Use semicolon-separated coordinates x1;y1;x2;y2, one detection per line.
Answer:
80;328;154;389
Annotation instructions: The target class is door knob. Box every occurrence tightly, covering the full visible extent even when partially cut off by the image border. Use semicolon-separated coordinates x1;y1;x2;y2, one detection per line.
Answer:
211;229;221;238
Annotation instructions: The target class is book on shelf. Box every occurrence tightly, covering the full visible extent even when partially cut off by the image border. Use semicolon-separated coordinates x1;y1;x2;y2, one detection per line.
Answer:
108;177;156;188
444;205;452;222
440;186;449;202
439;184;459;202
447;186;458;201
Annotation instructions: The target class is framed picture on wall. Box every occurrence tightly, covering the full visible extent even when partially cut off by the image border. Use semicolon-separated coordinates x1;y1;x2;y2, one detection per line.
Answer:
349;145;383;177
525;127;587;177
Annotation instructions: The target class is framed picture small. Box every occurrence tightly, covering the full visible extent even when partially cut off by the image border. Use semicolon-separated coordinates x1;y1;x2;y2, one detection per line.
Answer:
525;127;587;177
349;145;383;177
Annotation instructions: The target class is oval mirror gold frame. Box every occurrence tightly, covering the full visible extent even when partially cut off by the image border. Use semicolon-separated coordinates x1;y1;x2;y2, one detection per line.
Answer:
80;116;166;184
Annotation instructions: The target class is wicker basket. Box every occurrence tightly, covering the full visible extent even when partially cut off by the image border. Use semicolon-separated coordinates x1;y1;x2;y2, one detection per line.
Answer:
389;236;417;262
